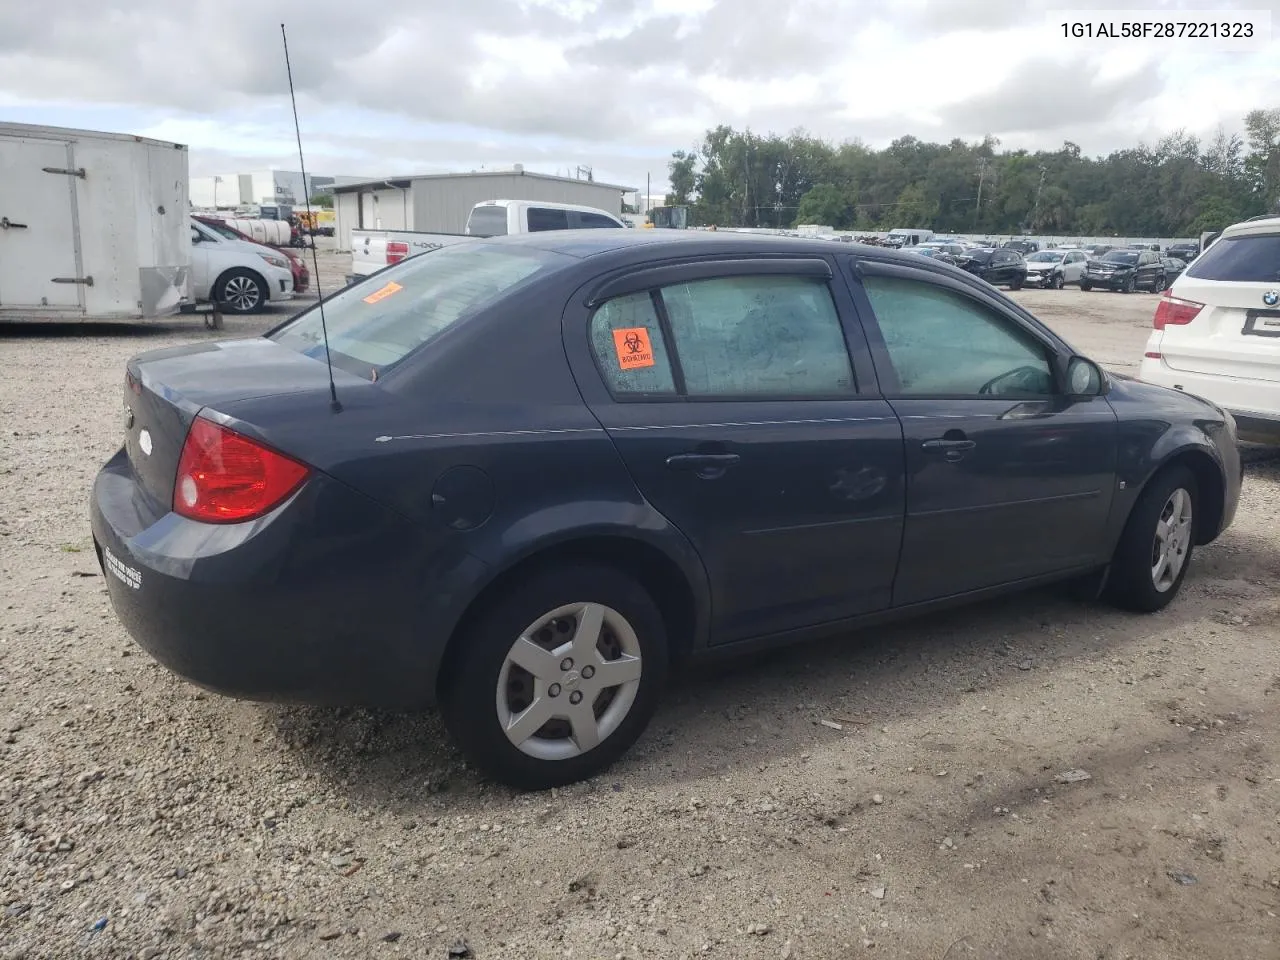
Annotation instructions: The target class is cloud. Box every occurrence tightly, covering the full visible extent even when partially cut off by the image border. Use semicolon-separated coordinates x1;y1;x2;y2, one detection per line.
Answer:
943;58;1166;135
0;0;1276;193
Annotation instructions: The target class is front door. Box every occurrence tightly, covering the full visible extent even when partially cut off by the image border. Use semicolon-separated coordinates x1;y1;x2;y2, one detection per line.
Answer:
0;136;81;310
565;259;906;644
851;261;1118;606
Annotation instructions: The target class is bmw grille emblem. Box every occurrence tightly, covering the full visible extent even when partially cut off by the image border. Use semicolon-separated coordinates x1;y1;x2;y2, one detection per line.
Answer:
1264;290;1280;307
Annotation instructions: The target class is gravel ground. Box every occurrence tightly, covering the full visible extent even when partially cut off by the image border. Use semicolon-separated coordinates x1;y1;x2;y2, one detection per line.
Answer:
2;260;1279;959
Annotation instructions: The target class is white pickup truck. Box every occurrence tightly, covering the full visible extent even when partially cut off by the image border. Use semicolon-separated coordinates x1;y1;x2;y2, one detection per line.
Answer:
347;198;627;281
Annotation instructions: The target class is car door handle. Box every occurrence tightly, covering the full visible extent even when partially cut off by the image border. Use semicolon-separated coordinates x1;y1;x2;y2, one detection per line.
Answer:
665;452;741;477
922;437;976;462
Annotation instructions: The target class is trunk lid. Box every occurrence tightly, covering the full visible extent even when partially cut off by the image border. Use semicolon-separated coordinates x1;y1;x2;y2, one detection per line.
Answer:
1159;275;1280;381
122;337;365;509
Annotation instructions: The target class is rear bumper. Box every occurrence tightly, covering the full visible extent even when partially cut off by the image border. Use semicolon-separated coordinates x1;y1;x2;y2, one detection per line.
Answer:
90;447;487;708
1137;356;1280;441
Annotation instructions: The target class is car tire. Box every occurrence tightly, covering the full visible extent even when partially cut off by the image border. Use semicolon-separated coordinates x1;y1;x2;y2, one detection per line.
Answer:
440;564;670;790
1054;272;1065;290
1122;275;1136;294
1080;281;1092;291
1104;465;1198;613
1152;272;1166;293
214;269;268;314
1009;276;1024;291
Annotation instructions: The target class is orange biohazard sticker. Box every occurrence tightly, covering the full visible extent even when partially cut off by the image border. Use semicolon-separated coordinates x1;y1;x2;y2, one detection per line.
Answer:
362;281;403;305
612;327;655;369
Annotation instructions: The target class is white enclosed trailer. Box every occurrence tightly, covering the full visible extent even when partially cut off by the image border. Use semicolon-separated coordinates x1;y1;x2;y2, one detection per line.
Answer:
0;123;190;321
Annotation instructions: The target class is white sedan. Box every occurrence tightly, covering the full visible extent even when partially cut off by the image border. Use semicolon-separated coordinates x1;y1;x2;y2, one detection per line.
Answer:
1023;249;1089;288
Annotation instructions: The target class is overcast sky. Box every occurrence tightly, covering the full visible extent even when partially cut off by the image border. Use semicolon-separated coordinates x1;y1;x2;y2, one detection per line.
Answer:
1;0;1277;193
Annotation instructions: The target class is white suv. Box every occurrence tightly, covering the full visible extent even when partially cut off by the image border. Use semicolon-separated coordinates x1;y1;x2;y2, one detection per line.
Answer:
189;217;295;314
1138;215;1280;443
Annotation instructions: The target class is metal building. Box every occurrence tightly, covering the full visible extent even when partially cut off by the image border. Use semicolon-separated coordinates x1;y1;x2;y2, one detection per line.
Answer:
331;165;636;249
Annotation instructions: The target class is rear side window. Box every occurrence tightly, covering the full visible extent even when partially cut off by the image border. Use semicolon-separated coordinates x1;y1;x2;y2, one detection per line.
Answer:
527;207;570;232
588;293;678;395
1185;234;1280;283
660;276;854;397
271;244;559;378
466;206;508;237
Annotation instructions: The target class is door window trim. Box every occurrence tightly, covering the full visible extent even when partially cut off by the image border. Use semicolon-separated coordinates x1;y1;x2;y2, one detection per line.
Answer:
844;258;1070;399
582;257;871;404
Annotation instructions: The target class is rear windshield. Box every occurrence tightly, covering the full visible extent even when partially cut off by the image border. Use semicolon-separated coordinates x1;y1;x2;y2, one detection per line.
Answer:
271;244;560;378
1102;251;1138;264
466;205;508;237
1185;234;1280;283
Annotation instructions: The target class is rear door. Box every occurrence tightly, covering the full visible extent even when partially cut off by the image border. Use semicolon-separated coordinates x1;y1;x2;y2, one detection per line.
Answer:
0;135;82;310
1160;230;1280;381
848;259;1118;605
563;257;906;645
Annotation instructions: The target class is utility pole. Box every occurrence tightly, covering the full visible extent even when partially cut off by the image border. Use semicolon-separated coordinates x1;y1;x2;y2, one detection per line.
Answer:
1031;164;1047;233
646;173;650;216
975;158;988;226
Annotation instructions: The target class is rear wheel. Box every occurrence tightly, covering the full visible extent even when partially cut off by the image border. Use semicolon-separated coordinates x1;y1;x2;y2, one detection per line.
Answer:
1151;272;1166;292
1009;275;1024;291
1104;465;1198;612
214;269;267;314
440;564;669;790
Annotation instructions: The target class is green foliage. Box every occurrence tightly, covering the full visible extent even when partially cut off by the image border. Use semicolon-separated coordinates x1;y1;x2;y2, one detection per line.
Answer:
307;193;333;209
667;116;1275;234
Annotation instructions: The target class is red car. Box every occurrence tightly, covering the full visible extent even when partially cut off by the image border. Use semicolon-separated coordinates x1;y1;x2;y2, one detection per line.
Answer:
193;215;309;295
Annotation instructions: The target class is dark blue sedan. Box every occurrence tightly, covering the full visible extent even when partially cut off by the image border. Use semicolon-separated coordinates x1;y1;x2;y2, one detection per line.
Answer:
91;231;1242;789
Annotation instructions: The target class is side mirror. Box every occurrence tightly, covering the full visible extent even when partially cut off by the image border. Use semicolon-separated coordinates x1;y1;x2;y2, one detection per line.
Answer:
1065;356;1105;397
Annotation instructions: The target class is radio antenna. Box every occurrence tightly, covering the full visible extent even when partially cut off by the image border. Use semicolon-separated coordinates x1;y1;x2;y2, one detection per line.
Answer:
281;22;340;413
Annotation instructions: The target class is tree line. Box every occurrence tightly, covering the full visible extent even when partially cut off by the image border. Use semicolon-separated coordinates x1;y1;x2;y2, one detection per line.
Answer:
663;109;1280;237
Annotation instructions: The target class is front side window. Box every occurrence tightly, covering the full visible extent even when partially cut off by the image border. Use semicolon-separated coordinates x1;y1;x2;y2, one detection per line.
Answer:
527;207;570;232
862;275;1054;397
588;292;678;395
577;212;623;229
659;275;855;397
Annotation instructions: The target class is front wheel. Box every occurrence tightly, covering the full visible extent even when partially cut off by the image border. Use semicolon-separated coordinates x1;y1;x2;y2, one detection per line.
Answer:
1104;465;1198;612
1080;281;1093;291
1008;276;1024;291
440;564;669;790
1054;272;1065;290
214;268;267;314
1122;275;1136;294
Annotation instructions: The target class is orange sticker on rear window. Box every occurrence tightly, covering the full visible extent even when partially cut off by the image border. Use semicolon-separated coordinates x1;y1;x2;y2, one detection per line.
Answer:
612;327;655;369
363;281;403;305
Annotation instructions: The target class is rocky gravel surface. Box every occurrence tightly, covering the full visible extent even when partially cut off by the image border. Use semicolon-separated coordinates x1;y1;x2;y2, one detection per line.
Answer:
1;262;1278;958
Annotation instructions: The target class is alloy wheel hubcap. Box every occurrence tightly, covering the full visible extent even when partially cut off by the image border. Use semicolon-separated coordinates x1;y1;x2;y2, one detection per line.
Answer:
496;602;642;760
1151;487;1193;592
224;276;260;311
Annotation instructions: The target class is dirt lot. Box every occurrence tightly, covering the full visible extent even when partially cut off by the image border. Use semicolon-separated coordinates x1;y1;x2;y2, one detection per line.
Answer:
2;259;1278;959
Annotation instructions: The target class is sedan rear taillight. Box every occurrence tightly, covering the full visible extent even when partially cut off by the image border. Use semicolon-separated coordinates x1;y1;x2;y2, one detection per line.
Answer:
174;417;310;524
1153;294;1204;330
386;241;409;265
